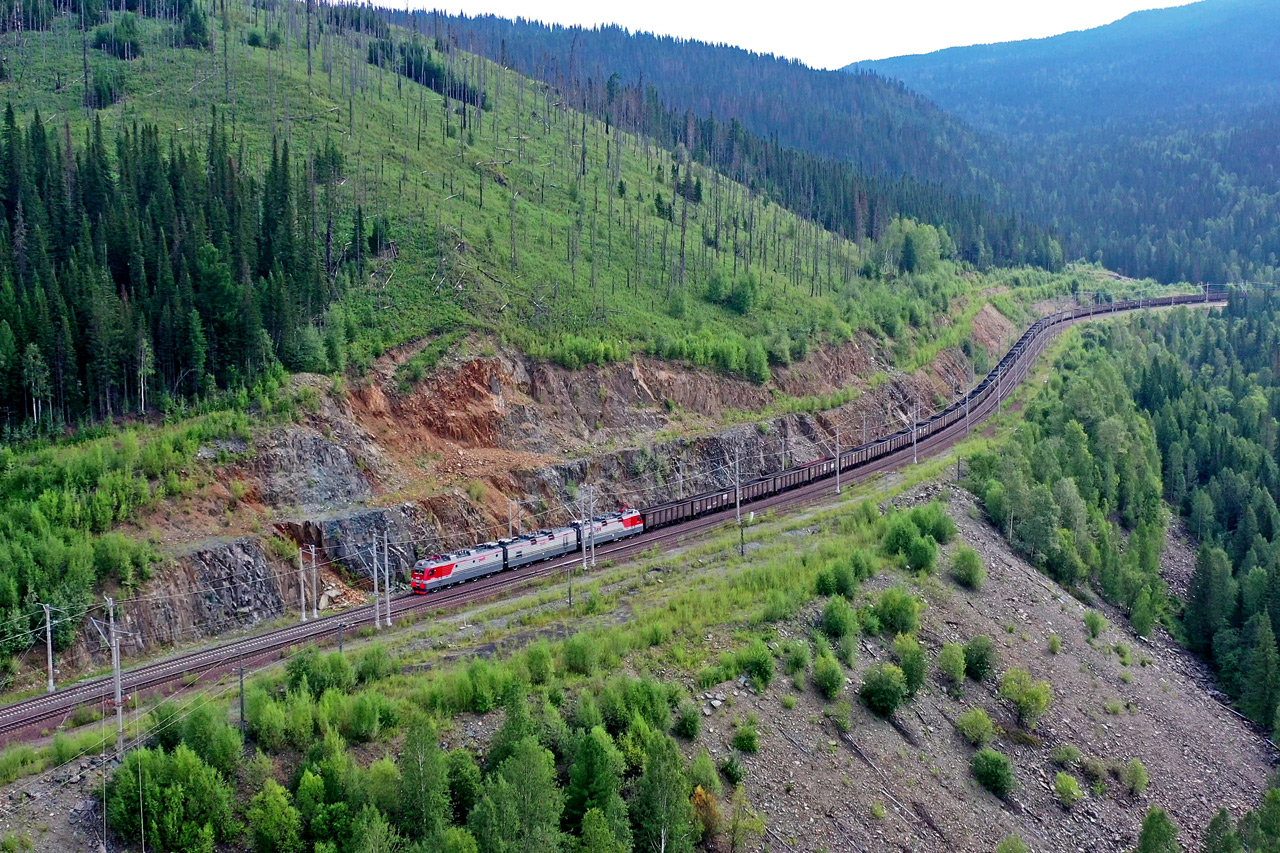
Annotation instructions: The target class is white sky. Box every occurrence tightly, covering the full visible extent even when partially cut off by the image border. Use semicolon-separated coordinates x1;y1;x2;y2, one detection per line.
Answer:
422;0;1199;69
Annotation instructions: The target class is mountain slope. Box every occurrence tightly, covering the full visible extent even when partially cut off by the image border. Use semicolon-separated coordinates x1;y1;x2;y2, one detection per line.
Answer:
854;0;1280;135
388;12;989;187
850;0;1280;284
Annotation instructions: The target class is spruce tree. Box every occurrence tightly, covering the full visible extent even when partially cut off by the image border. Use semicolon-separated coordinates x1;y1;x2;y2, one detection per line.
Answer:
1134;807;1181;853
1200;808;1242;853
1242;614;1280;726
563;727;625;837
1185;547;1236;653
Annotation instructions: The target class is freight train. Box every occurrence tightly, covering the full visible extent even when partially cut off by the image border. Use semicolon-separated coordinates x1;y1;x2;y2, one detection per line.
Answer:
412;288;1225;593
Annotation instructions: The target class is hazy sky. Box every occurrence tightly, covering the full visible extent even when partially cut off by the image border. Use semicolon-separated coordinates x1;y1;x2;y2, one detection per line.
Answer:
425;0;1198;69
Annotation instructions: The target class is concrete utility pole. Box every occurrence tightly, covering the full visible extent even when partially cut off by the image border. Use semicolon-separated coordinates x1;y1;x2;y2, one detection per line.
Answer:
298;549;307;623
835;424;842;495
383;531;392;628
91;599;124;758
310;545;319;621
39;602;64;693
371;544;381;632
588;489;597;567
508;500;515;537
735;451;744;557
912;402;919;465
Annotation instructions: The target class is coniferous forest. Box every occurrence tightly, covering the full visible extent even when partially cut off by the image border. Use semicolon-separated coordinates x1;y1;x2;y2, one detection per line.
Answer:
0;108;358;431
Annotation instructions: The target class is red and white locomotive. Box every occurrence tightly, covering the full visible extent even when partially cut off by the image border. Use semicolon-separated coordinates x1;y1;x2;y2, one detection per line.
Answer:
410;509;644;593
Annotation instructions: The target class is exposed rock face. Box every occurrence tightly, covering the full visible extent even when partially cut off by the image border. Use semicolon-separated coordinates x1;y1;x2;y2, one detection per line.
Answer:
117;538;287;655
286;504;429;585
253;428;373;510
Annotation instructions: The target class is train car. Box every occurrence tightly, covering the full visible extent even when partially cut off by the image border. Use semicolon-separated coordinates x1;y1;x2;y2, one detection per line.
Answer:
579;509;645;546
502;527;579;569
410;291;1220;595
410;542;505;593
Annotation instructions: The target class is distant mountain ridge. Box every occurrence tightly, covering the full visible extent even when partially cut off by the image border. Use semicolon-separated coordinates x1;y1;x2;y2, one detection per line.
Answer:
852;0;1280;134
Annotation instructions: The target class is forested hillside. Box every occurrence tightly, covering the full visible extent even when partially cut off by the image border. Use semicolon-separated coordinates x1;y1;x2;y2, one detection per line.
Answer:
857;0;1280;285
0;0;1006;440
968;291;1280;735
377;10;1067;270
412;4;1280;286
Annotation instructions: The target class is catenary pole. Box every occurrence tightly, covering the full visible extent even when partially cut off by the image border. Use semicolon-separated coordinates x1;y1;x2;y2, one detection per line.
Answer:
384;530;393;628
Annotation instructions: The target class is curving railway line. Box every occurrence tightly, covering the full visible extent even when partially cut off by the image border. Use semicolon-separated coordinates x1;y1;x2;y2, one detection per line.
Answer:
0;289;1227;743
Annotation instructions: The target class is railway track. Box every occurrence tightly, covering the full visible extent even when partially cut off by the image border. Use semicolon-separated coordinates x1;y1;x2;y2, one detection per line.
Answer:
0;296;1223;742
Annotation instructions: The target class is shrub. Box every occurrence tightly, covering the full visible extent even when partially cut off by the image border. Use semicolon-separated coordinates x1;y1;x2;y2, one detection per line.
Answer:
937;643;966;685
848;549;875;580
1080;757;1108;783
355;645;396;684
732;716;760;754
951;546;986;589
910;502;957;544
998;668;1053;730
875;587;921;635
736;639;774;689
673;701;702;740
1084;610;1106;639
883;515;918;556
246;690;287;753
822;597;859;639
1123;757;1149;795
963;636;997;682
720;756;745;786
860;664;908;718
1051;744;1082;767
995;837;1030;853
526;642;554;685
956;708;995;746
782;641;810;676
971;748;1016;798
835;633;858;668
893;634;927;698
1048;633;1062;654
689;748;722;796
816;561;858;598
1055;772;1084;809
904;535;938;573
562;633;598;675
812;654;845;700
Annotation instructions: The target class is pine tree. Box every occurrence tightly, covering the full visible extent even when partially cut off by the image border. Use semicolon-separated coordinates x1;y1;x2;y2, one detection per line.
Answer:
563;726;624;835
